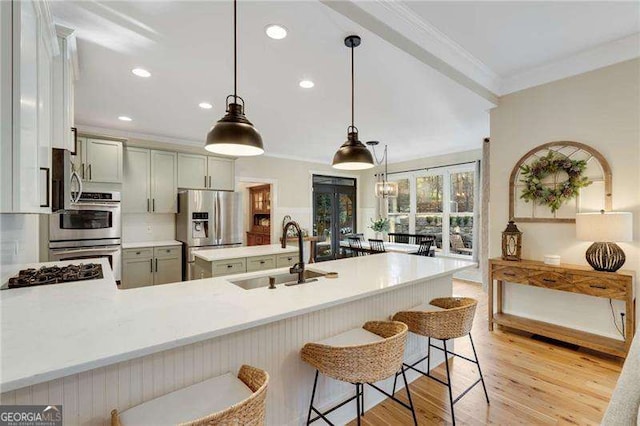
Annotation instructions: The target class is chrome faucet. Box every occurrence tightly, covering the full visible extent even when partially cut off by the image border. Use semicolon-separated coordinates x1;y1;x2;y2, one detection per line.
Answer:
282;220;305;284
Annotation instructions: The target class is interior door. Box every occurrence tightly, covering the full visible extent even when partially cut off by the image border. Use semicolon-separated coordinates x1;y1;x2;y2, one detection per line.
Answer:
312;175;357;261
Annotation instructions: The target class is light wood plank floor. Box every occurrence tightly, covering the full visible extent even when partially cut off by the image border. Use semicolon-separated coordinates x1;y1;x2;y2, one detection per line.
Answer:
349;280;623;425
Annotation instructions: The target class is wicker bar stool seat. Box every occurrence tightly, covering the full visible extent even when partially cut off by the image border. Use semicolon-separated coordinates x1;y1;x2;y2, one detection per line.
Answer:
111;364;269;426
392;297;489;426
301;321;417;426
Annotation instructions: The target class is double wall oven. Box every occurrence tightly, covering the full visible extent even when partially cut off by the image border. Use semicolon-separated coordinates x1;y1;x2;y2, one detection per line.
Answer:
48;191;122;281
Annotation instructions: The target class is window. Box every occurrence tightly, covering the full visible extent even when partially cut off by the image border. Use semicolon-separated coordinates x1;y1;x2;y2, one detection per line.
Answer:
387;164;478;258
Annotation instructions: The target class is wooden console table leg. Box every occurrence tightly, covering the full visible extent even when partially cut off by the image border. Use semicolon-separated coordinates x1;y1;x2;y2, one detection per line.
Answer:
488;273;494;331
625;294;635;352
497;279;504;315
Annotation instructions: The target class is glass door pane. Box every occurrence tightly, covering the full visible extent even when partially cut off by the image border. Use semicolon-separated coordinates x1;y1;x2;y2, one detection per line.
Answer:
337;192;356;245
449;171;474;257
313;191;334;261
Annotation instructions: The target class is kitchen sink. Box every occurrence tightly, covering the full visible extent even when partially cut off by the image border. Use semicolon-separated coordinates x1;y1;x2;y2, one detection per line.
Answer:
230;270;327;290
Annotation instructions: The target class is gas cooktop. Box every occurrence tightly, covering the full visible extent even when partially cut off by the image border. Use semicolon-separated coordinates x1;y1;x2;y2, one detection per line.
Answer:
3;263;103;290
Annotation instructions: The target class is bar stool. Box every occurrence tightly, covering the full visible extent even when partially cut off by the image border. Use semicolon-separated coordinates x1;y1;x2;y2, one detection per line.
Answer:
392;298;489;426
110;364;269;426
301;321;417;425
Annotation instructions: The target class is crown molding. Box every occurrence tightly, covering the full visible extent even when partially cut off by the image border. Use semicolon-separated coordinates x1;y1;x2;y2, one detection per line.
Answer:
357;0;501;94
75;124;204;147
321;0;499;106
500;33;640;95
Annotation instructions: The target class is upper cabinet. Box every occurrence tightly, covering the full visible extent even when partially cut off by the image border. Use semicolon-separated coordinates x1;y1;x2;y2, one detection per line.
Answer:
51;25;77;152
71;136;124;183
123;147;177;214
0;0;58;213
177;153;235;191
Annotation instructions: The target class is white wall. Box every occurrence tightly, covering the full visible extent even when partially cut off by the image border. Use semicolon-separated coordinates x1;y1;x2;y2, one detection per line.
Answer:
122;213;176;243
0;214;39;268
490;59;640;339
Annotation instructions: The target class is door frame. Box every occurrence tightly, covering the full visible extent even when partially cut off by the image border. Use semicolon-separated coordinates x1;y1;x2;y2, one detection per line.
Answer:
310;172;359;260
235;176;279;245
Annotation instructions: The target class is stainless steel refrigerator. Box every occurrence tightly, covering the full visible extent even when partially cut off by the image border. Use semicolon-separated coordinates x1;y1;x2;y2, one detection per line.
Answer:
176;190;243;280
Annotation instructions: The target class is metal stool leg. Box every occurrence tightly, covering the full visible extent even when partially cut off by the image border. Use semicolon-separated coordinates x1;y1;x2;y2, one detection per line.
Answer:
307;370;319;425
401;365;419;426
469;333;490;404
427;337;431;372
361;384;365;416
355;384;361;426
442;339;456;426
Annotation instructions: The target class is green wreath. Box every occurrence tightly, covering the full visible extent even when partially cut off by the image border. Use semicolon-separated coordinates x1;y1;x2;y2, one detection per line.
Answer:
519;152;591;213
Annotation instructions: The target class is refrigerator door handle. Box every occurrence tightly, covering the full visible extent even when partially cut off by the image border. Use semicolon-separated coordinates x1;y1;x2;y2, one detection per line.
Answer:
216;193;221;245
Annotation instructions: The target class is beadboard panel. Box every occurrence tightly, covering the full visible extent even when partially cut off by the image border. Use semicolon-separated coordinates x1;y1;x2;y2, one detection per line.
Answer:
0;276;451;425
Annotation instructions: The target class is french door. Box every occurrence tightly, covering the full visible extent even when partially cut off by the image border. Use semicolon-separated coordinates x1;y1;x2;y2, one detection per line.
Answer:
312;175;357;261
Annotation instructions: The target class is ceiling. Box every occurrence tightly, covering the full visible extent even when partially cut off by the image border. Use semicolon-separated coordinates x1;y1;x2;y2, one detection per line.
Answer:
404;1;640;77
50;1;492;164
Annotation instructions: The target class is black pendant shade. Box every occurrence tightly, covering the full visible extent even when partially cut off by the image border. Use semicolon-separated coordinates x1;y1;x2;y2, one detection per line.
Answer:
332;130;374;170
332;35;374;170
205;0;264;156
206;99;264;156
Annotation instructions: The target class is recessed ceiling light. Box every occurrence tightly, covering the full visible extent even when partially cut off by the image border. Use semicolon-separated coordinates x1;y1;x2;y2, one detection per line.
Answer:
199;102;213;109
131;68;151;78
299;80;314;89
118;116;132;122
265;24;287;40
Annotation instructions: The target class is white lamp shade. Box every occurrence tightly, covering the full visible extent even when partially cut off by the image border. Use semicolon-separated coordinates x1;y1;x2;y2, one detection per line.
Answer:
575;212;633;242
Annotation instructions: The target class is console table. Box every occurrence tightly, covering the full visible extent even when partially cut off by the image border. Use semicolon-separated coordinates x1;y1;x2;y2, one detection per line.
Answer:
488;258;635;358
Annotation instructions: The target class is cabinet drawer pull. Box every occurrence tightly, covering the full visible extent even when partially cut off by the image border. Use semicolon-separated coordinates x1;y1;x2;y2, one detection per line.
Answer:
287;257;292;261
503;272;516;276
260;260;265;264
542;278;556;283
227;264;233;268
136;251;141;255
589;284;607;289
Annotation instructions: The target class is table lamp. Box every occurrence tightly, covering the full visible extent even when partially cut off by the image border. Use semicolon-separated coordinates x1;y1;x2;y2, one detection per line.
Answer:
575;211;632;272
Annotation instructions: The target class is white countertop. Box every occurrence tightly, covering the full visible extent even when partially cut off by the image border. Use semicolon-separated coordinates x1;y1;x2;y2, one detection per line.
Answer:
194;244;299;262
0;253;475;392
122;240;183;249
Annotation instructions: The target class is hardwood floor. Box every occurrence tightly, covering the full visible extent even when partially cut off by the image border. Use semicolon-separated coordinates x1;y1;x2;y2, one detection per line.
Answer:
349;280;624;425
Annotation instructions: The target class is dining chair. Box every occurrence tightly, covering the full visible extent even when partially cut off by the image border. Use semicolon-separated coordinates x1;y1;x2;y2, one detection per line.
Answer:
368;239;386;253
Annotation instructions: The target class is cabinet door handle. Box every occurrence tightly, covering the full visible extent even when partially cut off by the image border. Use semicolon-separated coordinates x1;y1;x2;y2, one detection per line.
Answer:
155;258;158;272
152;199;155;212
590;284;607;289
70;127;78;155
204;175;208;188
150;259;153;273
81;163;85;179
39;167;50;208
542;278;556;283
209;176;212;188
88;164;92;180
147;199;150;212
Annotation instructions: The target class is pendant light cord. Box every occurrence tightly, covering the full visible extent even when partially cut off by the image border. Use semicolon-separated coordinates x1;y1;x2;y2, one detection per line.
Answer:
351;44;355;129
233;0;237;102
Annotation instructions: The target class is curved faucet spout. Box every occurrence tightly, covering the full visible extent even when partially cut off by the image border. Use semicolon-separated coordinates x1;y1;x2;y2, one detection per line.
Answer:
282;221;305;283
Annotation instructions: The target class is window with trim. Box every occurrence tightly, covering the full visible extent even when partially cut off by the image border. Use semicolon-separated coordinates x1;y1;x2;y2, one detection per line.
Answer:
387;164;477;258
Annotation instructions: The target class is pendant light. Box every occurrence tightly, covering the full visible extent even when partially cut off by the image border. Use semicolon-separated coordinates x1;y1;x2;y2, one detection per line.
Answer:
366;141;398;198
332;35;374;170
205;0;264;156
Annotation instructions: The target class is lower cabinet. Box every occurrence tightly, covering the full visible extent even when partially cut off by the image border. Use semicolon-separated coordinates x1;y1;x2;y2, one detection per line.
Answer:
276;253;298;268
246;255;276;272
194;251;299;279
121;245;182;289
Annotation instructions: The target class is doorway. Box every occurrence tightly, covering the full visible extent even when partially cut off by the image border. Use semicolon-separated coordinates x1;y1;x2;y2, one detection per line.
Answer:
312;175;357;261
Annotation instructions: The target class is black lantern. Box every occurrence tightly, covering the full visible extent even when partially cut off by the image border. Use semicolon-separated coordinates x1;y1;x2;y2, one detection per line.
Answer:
501;220;522;261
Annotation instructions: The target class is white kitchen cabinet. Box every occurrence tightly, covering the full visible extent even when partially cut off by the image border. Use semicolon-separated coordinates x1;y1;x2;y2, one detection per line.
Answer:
0;0;57;213
84;138;123;183
178;153;235;191
51;25;76;152
123;147;151;213
121;245;181;288
207;156;235;191
177;153;208;189
123;147;177;213
150;150;177;213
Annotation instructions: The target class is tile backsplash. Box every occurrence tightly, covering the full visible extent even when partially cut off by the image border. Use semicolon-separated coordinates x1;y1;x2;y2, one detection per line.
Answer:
122;213;176;243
